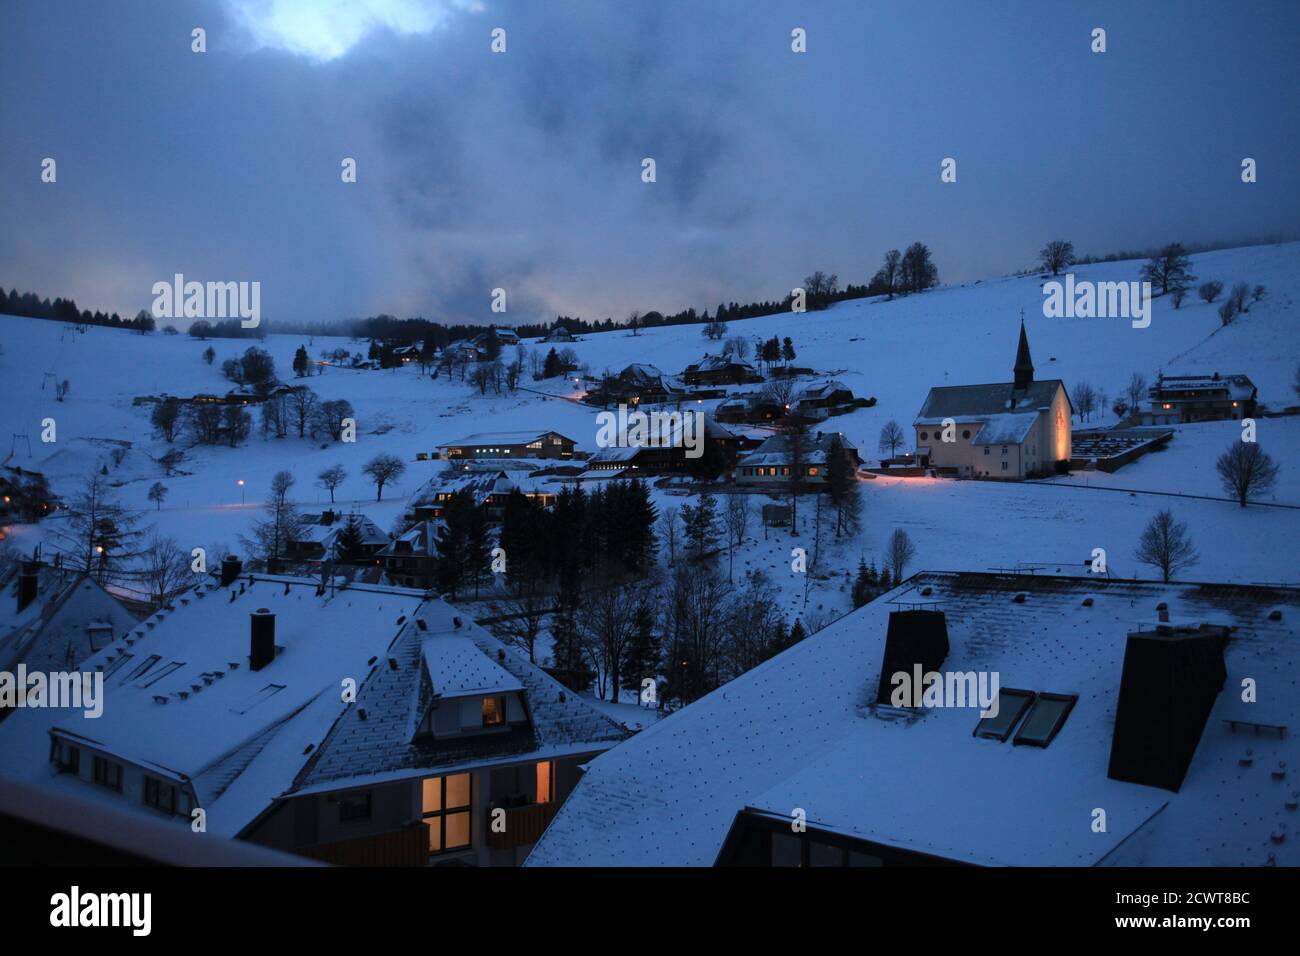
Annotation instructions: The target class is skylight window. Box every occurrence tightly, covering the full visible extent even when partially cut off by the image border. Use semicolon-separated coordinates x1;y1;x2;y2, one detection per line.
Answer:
125;654;162;683
103;653;133;678
136;661;183;688
1013;693;1077;747
231;683;286;715
973;689;1034;741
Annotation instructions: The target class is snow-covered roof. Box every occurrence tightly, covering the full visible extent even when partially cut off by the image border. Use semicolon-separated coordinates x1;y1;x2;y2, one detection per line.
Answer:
293;513;388;547
436;430;572;448
915;380;1066;425
970;412;1040;445
0;574;424;835
290;601;629;795
527;572;1300;867
1152;373;1255;400
0;564;138;674
738;431;857;468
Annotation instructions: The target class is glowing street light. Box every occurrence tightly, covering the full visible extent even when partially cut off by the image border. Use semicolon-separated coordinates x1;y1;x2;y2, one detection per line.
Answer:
238;479;245;504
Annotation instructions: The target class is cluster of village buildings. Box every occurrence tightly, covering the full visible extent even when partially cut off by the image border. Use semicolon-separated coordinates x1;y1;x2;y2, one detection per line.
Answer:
0;321;1279;868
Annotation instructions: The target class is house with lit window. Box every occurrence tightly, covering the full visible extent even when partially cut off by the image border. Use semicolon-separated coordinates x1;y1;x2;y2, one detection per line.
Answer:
1139;371;1257;425
406;470;559;524
913;321;1072;478
735;431;860;485
527;571;1300;867
435;430;577;461
0;559;628;866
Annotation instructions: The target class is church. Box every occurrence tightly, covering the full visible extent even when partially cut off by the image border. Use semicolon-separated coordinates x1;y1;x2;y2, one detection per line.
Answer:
912;321;1072;479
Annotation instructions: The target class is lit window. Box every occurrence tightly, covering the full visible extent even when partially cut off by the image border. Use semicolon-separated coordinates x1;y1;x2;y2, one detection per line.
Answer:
482;696;506;727
808;467;819;477
1014;693;1077;747
422;773;472;854
973;689;1035;741
536;761;554;803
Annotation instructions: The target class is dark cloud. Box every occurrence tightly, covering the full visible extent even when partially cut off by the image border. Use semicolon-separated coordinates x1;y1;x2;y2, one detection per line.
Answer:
1;0;1297;327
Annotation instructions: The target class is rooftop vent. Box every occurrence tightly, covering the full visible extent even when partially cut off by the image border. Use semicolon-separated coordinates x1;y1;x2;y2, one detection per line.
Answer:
220;554;243;587
1107;624;1229;792
1269;610;1283;621
250;608;275;672
1012;593;1027;604
17;563;38;613
875;610;950;707
1082;597;1094;607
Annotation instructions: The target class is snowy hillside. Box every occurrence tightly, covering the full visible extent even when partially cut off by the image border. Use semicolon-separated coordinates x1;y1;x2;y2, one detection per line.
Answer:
2;241;1298;604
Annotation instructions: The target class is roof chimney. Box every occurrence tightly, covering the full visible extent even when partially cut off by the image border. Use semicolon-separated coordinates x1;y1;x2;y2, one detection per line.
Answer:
221;554;243;587
17;562;39;613
1107;624;1229;792
875;610;950;706
250;608;276;671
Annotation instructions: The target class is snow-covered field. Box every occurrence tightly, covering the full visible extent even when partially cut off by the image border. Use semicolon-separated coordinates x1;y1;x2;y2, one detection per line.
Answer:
2;241;1297;616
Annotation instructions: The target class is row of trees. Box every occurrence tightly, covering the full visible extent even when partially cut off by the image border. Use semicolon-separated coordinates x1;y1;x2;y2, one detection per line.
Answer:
1;287;156;333
868;243;940;299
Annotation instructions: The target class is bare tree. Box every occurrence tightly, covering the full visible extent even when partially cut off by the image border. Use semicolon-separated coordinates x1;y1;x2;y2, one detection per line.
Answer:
1074;382;1098;422
723;335;750;360
723;494;751;582
1218;300;1238;326
159;448;184;477
878;419;905;458
1134;509;1199;582
317;464;347;503
46;474;147;585
577;581;640;701
1229;282;1251;314
151;399;182;442
284;387;319;438
1038;240;1075;276
362;454;406;501
147;481;168;510
1251;284;1267;303
137;533;191;608
763;377;796;412
1216;442;1280;507
1124;372;1147;413
241;470;303;571
886;528;917;583
1139;243;1196;296
1197;280;1223;304
660;505;680;567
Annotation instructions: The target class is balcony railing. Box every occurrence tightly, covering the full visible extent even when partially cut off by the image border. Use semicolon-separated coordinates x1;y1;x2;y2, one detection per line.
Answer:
485;801;560;850
300;823;429;867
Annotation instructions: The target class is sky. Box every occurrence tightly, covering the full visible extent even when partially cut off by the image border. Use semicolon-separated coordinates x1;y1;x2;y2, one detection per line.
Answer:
2;0;1298;327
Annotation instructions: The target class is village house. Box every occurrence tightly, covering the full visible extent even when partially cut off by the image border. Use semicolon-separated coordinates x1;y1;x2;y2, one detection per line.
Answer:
1139;372;1258;425
378;520;441;590
542;323;574;343
792;380;870;421
407;470;559;524
0;560;139;688
435;430;577;461
682;353;763;386
285;511;390;563
583;416;756;477
527;572;1300;867
735;431;860;485
0;563;629;866
913;322;1072;479
589;364;682;407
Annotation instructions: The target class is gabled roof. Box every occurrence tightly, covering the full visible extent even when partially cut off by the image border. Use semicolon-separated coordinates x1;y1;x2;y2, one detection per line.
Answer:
290;601;629;796
0;565;137;673
914;379;1068;425
527;572;1300;867
738;431;858;468
436;430;573;448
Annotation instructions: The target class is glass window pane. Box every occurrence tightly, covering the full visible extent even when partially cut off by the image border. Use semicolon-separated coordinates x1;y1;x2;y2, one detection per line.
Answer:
427;818;442;853
974;690;1033;741
535;761;553;803
445;811;471;849
1015;695;1075;746
422;777;442;813
809;841;844;867
771;832;801;867
445;773;470;809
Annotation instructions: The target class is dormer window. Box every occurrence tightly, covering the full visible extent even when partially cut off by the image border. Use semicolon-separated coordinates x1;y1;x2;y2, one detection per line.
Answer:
1014;693;1077;747
482;696;506;727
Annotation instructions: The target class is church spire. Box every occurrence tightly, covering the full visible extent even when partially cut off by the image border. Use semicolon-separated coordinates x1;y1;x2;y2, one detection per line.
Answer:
1013;310;1034;389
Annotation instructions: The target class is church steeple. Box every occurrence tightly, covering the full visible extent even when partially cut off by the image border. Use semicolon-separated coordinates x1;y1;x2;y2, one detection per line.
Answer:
1013;310;1034;390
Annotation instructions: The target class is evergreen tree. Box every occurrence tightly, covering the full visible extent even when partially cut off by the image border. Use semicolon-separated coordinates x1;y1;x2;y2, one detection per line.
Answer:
620;597;660;699
826;435;861;537
293;345;309;377
333;513;366;563
542;347;563;378
434;490;490;598
681;491;720;560
852;556;874;608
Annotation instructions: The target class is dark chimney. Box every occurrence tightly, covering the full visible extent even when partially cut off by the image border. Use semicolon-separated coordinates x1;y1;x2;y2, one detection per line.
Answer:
1107;624;1229;792
250;608;276;671
220;554;243;587
875;610;950;706
17;563;39;613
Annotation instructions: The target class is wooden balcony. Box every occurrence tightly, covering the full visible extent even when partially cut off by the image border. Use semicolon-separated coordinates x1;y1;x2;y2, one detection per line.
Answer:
300;823;429;867
486;801;560;850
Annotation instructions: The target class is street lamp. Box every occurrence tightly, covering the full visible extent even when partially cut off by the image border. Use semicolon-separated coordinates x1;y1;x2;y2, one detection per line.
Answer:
238;479;245;504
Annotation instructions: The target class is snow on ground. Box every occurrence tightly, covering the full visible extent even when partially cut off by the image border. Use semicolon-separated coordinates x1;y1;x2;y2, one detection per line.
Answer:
1;241;1297;610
